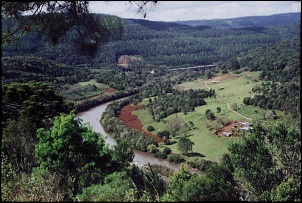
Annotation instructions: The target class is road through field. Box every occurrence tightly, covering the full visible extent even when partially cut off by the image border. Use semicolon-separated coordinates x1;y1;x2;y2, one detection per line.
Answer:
204;82;252;121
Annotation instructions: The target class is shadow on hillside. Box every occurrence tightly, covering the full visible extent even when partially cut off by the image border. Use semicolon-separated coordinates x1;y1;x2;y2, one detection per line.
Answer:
186;152;205;158
164;140;177;145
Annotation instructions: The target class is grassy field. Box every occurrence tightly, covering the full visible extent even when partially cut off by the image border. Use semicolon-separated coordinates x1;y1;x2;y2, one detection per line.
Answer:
175;71;279;120
59;79;111;102
133;98;239;163
78;79;109;88
133;71;284;163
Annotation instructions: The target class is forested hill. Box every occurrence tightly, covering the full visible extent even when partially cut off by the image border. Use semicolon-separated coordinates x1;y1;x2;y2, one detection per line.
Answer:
219;37;301;80
124;19;191;30
218;37;300;117
2;12;300;68
175;12;301;29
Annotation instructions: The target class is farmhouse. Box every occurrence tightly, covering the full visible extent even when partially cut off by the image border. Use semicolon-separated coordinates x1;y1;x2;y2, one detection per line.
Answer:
215;121;253;137
221;132;233;137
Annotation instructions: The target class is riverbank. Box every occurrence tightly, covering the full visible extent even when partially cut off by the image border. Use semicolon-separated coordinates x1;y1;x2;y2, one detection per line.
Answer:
119;104;164;143
76;100;202;175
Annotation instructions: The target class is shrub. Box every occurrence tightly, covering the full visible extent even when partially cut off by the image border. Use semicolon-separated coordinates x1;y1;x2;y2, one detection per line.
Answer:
147;125;155;132
147;144;158;153
167;153;185;163
163;147;172;155
158;130;170;139
154;151;167;159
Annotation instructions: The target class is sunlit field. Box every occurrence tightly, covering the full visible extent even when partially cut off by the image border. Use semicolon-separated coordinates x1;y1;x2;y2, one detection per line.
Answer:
133;71;284;162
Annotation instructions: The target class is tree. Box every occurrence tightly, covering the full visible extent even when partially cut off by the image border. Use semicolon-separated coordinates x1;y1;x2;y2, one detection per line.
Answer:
2;81;73;128
143;163;167;201
176;164;239;201
177;136;194;154
228;125;276;201
205;109;215;120
147;125;155;132
76;171;137;202
166;115;185;136
264;110;277;120
2;1;158;49
2;81;73;173
270;178;300;202
2;2;90;45
2;115;37;173
158;130;170;139
217;106;221;114
228;120;301;201
35;111;131;198
243;96;251;105
226;58;240;70
162;163;192;202
232;103;238;111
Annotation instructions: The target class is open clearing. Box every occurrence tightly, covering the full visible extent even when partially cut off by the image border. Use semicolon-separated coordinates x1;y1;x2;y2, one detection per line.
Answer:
130;72;284;163
59;79;117;103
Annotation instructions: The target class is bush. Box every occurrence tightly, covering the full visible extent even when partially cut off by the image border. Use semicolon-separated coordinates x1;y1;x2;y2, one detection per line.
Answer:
158;130;170;139
154;151;167;159
147;125;155;132
167;153;185;163
147;144;158;153
187;158;215;171
163;147;172;155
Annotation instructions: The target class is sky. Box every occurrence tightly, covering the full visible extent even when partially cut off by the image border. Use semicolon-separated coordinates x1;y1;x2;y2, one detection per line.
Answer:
88;1;301;22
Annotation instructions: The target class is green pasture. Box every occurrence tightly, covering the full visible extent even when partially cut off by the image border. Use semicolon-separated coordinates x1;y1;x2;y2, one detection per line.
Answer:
59;79;110;102
133;71;285;163
133;97;244;163
208;76;260;107
174;71;277;120
78;79;109;88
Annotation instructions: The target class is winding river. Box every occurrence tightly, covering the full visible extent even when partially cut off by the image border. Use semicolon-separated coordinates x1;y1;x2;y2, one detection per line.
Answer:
76;101;183;171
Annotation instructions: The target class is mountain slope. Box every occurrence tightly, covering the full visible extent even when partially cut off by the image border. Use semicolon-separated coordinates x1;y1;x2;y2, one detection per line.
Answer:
175;12;301;29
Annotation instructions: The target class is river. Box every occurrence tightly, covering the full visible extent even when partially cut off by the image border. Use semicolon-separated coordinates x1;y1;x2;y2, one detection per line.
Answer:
76;101;184;171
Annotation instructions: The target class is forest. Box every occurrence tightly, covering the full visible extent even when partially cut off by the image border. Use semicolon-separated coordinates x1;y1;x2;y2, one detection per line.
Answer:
1;2;301;202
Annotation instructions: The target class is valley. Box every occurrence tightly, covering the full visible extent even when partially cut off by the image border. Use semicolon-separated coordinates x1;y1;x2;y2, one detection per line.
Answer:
1;6;300;201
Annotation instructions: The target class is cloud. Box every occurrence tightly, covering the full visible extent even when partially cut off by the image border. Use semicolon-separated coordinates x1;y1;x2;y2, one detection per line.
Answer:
88;1;301;21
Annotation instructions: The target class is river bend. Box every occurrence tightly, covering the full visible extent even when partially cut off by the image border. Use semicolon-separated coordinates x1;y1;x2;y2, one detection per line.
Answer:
76;102;182;171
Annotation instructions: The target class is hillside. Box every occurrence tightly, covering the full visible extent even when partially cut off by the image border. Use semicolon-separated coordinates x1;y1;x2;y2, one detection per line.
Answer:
175;12;301;29
2;12;300;67
2;8;301;202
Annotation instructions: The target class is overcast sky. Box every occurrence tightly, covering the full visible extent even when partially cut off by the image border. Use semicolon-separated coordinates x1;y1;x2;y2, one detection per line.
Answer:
88;1;301;21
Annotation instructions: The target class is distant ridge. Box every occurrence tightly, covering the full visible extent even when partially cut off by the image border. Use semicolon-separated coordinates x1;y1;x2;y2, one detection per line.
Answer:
124;18;195;31
174;12;301;29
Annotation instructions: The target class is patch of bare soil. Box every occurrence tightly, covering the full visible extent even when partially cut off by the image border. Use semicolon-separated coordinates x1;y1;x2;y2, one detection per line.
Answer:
212;74;240;82
215;121;243;138
119;104;164;143
117;55;143;69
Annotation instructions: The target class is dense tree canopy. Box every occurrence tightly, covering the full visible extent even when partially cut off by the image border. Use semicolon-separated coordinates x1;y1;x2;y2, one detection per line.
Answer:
1;1;157;51
177;137;194;154
1;2;300;201
35;111;133;198
228;119;301;201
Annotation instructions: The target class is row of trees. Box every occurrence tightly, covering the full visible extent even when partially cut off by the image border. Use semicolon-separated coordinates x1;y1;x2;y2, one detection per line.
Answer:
145;89;214;121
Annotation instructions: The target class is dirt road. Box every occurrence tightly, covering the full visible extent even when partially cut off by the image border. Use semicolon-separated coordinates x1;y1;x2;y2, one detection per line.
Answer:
204;82;252;121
